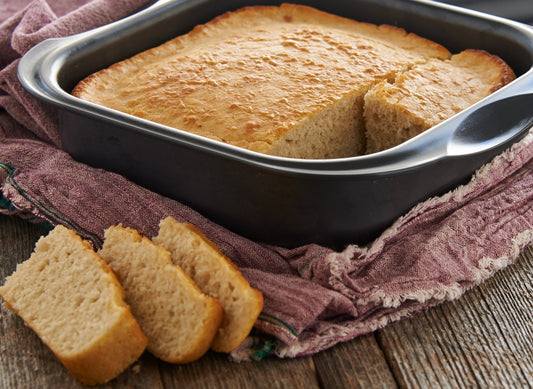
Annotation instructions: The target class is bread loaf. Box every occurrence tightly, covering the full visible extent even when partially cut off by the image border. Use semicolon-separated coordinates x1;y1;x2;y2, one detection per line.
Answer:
153;217;263;353
98;225;223;363
72;4;514;158
0;226;147;386
72;3;451;158
364;49;516;153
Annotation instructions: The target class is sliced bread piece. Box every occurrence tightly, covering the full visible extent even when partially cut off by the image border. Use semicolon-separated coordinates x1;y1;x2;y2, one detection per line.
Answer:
153;217;264;353
364;49;516;153
0;225;147;386
98;225;223;363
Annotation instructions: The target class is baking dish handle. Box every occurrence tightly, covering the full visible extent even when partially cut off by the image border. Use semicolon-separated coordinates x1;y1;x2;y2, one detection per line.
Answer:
446;93;533;156
18;0;189;104
17;38;69;104
144;0;177;8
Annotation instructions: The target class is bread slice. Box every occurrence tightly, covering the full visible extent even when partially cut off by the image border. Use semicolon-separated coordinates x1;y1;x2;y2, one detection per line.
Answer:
98;225;223;363
72;4;450;159
153;217;264;353
364;49;516;153
0;225;147;386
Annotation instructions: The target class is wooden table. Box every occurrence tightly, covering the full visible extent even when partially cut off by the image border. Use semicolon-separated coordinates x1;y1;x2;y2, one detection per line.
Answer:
1;213;532;388
2;0;533;384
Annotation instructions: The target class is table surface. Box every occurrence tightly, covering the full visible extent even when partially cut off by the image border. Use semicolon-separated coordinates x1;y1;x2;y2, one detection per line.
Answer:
2;1;533;388
2;214;533;389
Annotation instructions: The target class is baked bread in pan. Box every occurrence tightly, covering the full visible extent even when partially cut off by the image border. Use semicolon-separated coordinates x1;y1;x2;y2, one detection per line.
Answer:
72;3;514;158
364;49;516;153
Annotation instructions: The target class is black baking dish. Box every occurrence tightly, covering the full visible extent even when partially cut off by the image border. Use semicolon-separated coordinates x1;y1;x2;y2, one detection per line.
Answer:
18;0;533;248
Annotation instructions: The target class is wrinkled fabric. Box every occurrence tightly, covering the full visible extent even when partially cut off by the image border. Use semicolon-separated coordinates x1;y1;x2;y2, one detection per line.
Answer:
1;0;532;360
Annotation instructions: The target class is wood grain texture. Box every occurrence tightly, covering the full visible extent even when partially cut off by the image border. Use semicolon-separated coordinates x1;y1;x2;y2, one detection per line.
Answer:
377;246;533;389
158;350;318;389
313;333;398;389
1;213;532;388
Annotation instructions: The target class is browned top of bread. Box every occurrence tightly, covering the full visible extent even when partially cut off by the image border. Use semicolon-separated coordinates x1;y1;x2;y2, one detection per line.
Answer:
363;49;516;153
72;3;450;155
0;226;147;386
370;49;515;128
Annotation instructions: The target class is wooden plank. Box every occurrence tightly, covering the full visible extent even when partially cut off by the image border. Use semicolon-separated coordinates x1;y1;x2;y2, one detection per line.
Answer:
3;212;532;388
313;333;398;389
159;350;318;389
0;216;48;275
376;245;533;388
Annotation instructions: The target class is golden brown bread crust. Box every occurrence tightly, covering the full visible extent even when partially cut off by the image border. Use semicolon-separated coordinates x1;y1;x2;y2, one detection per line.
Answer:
72;3;450;158
179;222;264;352
98;225;224;364
451;49;516;92
60;312;147;385
153;217;264;353
364;48;516;153
72;4;516;157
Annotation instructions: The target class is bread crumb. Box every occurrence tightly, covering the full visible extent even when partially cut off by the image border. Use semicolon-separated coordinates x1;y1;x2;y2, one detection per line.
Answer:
132;363;141;374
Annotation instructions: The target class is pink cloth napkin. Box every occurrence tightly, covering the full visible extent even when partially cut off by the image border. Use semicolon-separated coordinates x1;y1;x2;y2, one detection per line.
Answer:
1;0;533;360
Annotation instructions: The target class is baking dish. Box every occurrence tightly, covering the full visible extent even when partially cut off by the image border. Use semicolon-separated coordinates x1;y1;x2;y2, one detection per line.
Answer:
17;0;533;248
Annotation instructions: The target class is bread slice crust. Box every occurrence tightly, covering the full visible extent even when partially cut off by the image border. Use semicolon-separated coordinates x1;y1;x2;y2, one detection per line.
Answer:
153;217;264;353
98;225;223;363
